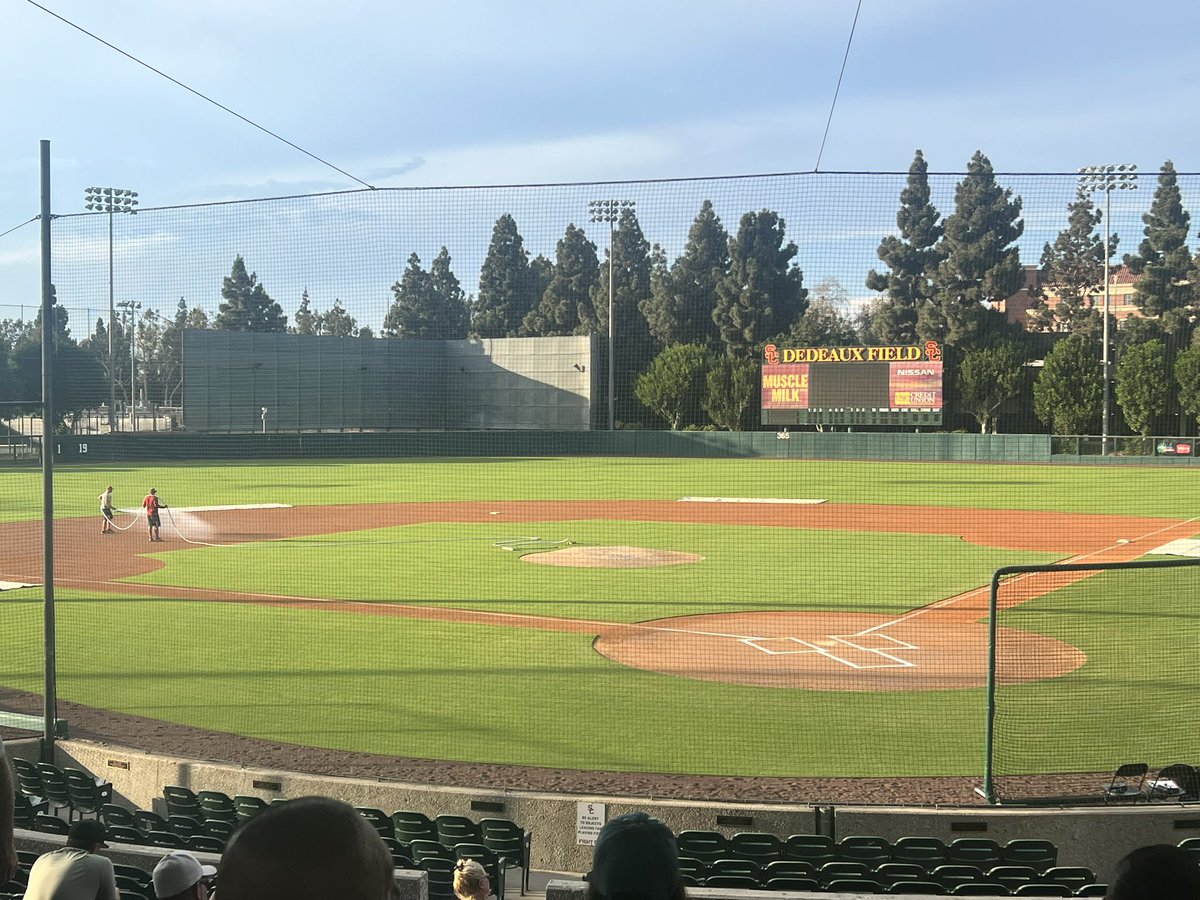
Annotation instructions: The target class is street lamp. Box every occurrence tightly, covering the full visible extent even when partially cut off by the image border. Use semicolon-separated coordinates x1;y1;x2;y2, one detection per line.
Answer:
117;300;142;430
1078;164;1137;455
588;199;635;431
84;186;138;432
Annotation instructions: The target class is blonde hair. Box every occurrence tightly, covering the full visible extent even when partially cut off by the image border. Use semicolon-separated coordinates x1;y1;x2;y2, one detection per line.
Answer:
454;859;489;900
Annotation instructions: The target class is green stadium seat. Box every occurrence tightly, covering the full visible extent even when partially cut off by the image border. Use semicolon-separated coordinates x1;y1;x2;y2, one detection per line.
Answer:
409;839;456;866
1074;885;1107;897
198;790;239;823
418;856;456;900
784;833;836;865
32;813;70;834
837;834;892;866
887;880;945;894
951;883;1009;896
708;858;762;881
35;765;72;819
63;768;112;820
11;758;44;801
146;829;188;849
134;809;169;834
931;865;985;891
728;831;784;864
705;874;764;889
763;876;820;892
677;857;707;883
163;785;202;819
948;838;1004;869
454;841;507;900
825;877;884;893
233;795;268;822
1039;868;1095;891
202;819;235;841
111;865;153;890
763;860;816;881
106;825;148;845
479;817;533;895
987;866;1039;891
876;862;931;886
167;814;204;840
393;810;439;846
100;804;137;829
1001;841;1057;872
676;830;728;865
436;814;482;849
1013;885;1072;897
188;835;226;854
817;860;873;887
356;807;395;838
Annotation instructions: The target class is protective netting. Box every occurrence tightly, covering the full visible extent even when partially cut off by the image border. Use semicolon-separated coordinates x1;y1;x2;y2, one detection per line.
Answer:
987;559;1200;803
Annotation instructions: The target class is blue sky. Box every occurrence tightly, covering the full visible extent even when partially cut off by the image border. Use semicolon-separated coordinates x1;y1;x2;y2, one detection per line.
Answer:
2;0;1199;329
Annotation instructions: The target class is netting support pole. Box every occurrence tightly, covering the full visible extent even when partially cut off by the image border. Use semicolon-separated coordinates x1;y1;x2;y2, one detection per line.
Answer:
981;567;1006;805
39;139;59;759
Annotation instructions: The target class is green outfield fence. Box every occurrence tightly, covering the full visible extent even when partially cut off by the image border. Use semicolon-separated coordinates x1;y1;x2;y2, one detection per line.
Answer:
984;557;1200;805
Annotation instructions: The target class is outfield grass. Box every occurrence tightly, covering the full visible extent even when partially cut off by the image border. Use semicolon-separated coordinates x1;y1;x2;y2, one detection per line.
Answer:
1;455;1196;778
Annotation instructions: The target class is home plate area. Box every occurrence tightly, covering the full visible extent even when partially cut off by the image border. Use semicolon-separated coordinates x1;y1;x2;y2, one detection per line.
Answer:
593;609;1085;693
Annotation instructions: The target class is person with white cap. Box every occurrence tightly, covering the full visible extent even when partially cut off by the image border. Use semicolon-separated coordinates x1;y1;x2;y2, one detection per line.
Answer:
153;850;217;900
23;819;117;900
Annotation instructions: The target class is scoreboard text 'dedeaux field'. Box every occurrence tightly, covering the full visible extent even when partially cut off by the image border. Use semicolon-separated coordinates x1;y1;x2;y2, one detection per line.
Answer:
761;341;943;427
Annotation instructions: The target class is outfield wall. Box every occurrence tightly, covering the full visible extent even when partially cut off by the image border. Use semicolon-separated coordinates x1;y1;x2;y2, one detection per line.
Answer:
52;430;1051;463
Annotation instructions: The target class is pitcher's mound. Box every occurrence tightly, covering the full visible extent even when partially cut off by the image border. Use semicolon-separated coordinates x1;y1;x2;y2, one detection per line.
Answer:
523;546;703;568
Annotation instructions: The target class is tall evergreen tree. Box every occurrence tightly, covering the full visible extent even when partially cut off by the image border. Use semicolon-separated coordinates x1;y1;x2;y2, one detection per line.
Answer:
713;209;807;358
865;150;943;344
1030;187;1111;337
1033;334;1102;435
521;224;599;336
471;214;534;337
293;289;318;335
318;299;358;337
1125;160;1194;331
428;247;470;339
641;200;729;348
1115;338;1169;435
214;255;287;332
583;208;656;425
384;253;439;338
922;152;1024;349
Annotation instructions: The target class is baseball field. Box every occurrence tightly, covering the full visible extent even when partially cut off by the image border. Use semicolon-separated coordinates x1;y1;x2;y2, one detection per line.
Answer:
1;455;1197;782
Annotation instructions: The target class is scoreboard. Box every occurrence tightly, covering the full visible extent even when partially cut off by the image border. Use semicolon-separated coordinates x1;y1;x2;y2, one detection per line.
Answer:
760;341;943;426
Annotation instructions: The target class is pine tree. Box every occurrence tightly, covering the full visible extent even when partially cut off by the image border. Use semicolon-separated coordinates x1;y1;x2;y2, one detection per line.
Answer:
1030;188;1110;336
865;150;943;344
521;224;599;336
641;200;729;348
293;289;318;335
713;209;807;358
1125;160;1194;331
471;214;533;337
428;247;470;339
214;255;287;332
922;152;1024;349
382;253;438;338
317;299;358;337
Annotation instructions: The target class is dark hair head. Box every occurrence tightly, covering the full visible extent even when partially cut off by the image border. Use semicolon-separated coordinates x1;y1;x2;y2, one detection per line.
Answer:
1109;844;1200;900
587;812;684;900
217;796;395;900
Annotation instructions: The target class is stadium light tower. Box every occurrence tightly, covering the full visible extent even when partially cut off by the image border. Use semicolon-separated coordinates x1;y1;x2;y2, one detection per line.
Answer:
1077;164;1136;455
588;199;635;431
117;300;142;430
84;186;138;432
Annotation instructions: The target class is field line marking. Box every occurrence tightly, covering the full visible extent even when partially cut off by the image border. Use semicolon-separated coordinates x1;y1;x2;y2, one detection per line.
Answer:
856;515;1200;637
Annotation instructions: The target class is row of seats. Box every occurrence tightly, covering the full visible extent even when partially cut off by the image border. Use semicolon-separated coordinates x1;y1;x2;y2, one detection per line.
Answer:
10;759;113;821
677;832;1060;871
678;857;1104;896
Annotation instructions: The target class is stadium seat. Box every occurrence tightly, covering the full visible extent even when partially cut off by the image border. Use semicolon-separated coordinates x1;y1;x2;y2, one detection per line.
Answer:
728;831;784;864
233;795;268;822
763;860;817;881
893;836;949;867
1039;868;1095;891
931;865;985;891
163;785;202;819
418;856;456;900
817;860;873;887
948;838;1004;869
198;790;239;823
146;829;189;849
35;764;72;819
63;768;112;820
1074;885;1107;897
32;813;70;834
393;810;439;846
1001;841;1057;872
134;809;170;835
876;862;931;886
115;874;149;893
837;834;892;866
1178;837;1200;863
435;813;482;849
783;833;836;865
111;865;153;891
100;804;137;829
479;817;533;895
11;791;48;828
106;825;148;845
11;758;44;801
677;857;707;884
455;842;507;900
951;883;1009;896
1013;885;1072;897
188;835;226;854
202;819;235;841
1101;762;1148;802
356;807;395;838
676;830;729;865
167;814;204;840
409;839;457;867
708;858;762;881
987;866;1039;891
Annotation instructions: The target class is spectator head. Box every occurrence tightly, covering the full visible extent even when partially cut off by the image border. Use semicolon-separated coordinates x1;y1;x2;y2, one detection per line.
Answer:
454;858;490;900
587;812;684;900
153;850;216;900
216;796;397;900
1109;844;1200;900
65;819;108;852
150;488;157;495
